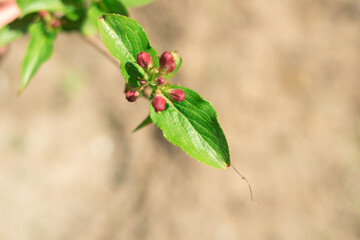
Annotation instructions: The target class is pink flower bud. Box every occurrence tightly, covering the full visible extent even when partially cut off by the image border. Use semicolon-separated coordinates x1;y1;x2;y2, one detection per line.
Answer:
137;52;151;68
152;95;166;112
51;19;61;28
139;80;146;86
169;89;185;102
38;11;48;18
125;90;139;102
159;51;174;69
156;77;165;85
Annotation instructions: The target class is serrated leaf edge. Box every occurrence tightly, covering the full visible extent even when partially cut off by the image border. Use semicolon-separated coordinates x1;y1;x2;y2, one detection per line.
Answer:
150;91;230;169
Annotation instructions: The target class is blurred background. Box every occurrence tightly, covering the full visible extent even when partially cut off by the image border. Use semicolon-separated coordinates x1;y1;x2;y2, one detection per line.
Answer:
1;0;360;239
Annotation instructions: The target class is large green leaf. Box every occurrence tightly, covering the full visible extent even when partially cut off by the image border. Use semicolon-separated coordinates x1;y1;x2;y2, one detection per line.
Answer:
98;14;158;82
0;14;35;47
150;86;230;169
120;0;155;8
20;22;56;91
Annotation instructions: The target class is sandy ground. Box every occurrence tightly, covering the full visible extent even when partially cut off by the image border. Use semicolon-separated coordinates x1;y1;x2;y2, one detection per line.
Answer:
0;0;360;239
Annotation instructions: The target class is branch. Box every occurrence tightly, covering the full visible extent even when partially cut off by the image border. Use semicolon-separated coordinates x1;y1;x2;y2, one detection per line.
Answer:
80;34;120;67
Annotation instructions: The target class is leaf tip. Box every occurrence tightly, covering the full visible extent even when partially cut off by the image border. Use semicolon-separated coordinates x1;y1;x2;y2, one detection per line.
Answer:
17;87;24;96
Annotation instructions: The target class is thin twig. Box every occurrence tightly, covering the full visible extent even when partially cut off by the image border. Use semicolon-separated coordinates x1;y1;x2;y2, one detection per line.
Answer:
81;34;154;99
231;164;254;201
80;34;120;67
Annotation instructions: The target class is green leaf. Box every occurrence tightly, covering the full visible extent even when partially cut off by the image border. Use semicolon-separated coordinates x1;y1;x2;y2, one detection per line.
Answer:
120;0;155;8
98;14;158;82
133;114;152;132
81;0;128;36
150;86;230;169
0;14;35;47
17;0;68;16
20;21;56;91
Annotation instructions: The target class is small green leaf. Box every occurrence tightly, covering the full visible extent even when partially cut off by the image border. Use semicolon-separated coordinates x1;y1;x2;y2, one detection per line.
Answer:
133;115;152;132
125;61;146;87
63;6;80;21
81;0;128;36
17;0;68;16
98;14;158;82
20;22;56;91
98;0;128;17
120;0;155;8
61;0;84;21
80;3;104;35
150;86;230;169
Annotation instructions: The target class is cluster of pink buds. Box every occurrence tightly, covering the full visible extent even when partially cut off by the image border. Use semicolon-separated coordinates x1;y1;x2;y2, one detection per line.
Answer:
125;50;186;112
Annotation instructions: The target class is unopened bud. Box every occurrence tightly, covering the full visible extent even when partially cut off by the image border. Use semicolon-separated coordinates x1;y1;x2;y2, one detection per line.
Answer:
159;51;174;69
38;11;48;18
151;95;166;112
137;52;151;68
125;90;139;102
139;80;146;86
157;77;165;86
169;89;185;102
51;19;61;28
167;62;176;73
